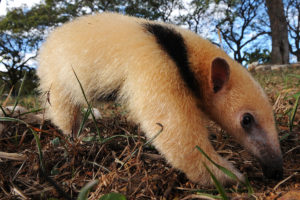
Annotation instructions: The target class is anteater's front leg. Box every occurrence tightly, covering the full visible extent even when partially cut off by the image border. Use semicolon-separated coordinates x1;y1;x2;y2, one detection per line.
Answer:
126;81;244;186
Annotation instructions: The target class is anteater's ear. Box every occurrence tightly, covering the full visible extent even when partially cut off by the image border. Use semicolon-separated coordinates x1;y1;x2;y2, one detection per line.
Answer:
211;57;230;93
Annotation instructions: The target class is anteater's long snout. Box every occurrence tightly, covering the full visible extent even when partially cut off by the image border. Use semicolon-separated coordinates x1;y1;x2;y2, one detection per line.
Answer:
245;126;283;180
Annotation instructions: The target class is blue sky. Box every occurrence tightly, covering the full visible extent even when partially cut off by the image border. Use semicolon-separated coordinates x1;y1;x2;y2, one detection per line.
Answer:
0;0;42;16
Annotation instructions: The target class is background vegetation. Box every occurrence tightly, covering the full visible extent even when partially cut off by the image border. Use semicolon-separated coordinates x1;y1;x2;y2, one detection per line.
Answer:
0;0;299;199
0;0;299;94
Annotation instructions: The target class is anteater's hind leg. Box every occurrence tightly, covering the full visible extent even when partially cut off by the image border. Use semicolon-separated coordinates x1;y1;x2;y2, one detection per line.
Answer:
45;88;82;137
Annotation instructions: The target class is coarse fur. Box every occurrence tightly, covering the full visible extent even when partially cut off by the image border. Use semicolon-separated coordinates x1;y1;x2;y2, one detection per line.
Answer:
37;13;283;186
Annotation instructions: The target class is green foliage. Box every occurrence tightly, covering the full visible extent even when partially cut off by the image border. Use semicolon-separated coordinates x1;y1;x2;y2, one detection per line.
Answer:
215;0;268;64
0;32;38;93
0;6;41;94
244;49;271;65
178;0;214;34
125;0;183;21
0;0;79;34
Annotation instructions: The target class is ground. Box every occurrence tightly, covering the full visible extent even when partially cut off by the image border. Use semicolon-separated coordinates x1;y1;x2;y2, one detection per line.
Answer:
0;68;299;200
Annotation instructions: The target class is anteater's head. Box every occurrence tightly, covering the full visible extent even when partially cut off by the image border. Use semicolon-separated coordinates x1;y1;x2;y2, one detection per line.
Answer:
202;57;283;180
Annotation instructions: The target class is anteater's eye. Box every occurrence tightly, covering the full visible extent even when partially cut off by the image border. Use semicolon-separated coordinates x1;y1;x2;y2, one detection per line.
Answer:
241;113;254;129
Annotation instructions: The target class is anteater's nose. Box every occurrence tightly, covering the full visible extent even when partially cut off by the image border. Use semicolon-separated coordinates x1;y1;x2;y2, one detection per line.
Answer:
262;166;283;180
261;156;283;180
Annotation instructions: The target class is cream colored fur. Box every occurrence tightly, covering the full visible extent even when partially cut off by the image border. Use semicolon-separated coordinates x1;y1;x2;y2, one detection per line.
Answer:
37;13;279;186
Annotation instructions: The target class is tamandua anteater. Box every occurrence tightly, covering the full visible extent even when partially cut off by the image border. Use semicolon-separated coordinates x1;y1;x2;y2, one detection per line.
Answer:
37;12;283;186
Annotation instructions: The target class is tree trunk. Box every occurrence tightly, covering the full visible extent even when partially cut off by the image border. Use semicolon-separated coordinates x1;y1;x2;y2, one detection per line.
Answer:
265;0;289;64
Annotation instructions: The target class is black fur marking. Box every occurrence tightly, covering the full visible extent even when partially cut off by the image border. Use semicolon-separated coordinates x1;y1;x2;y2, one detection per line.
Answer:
143;23;201;98
97;88;119;102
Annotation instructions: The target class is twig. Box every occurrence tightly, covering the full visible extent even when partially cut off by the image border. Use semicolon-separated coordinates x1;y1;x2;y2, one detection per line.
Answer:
39;168;72;200
0;151;27;161
141;153;163;160
284;145;300;155
273;172;298;191
273;93;282;110
86;161;111;173
2;86;14;108
13;161;26;181
180;194;218;200
12;184;29;200
119;123;163;169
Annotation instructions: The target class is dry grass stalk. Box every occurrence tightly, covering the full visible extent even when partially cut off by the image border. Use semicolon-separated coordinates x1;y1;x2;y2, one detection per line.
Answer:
0;151;27;161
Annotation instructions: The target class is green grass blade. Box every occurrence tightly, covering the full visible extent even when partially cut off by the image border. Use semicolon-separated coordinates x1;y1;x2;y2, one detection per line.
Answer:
72;68;101;139
142;123;163;147
0;105;8;117
244;174;254;195
0;116;27;123
287;74;300;79
280;132;290;141
77;107;91;137
0;116;45;171
293;91;300;98
196;145;253;195
120;123;163;169
289;94;300;131
0;83;5;96
100;134;138;144
99;193;126;200
12;71;27;114
203;162;229;200
31;128;45;172
19;108;44;116
196;146;239;181
77;180;99;200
